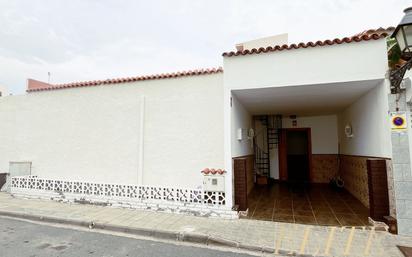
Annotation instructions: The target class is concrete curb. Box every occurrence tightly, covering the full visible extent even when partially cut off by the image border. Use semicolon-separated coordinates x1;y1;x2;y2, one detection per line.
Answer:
0;210;320;257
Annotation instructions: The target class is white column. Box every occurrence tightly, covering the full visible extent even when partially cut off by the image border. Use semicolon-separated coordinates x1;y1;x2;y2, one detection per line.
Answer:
223;87;233;209
138;95;145;185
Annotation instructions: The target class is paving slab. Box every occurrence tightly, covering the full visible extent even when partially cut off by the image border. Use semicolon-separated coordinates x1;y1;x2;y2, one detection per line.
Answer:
0;192;411;257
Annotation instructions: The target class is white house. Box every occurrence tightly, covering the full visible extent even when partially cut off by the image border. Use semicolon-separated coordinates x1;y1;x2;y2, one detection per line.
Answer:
2;26;412;235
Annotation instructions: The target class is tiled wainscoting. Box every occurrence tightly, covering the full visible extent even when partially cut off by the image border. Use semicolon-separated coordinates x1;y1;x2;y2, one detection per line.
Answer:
311;154;338;183
339;155;395;215
245;155;255;195
339;155;370;208
385;159;397;217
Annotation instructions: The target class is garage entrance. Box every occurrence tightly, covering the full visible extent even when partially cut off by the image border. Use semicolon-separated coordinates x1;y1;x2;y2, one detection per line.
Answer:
232;80;393;227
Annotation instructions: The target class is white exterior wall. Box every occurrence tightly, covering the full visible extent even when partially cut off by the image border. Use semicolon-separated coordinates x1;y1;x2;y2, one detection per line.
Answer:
231;94;253;157
338;80;392;158
224;40;388;90
0;74;224;188
282;115;339;154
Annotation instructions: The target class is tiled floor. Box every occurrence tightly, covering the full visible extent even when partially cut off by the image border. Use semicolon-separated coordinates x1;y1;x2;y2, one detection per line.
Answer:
246;183;370;227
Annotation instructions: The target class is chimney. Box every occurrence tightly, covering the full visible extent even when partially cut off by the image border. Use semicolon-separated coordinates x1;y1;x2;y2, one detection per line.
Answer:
235;33;288;51
27;79;53;92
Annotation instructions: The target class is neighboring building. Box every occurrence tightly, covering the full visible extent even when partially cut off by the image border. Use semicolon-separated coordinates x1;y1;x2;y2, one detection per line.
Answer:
3;26;412;235
0;84;9;97
235;33;288;52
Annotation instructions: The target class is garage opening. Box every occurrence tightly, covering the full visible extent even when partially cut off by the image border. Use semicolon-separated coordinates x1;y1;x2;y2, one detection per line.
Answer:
232;80;394;227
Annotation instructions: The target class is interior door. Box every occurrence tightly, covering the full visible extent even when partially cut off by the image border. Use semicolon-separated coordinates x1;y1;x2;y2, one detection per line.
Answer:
278;128;312;182
286;130;309;182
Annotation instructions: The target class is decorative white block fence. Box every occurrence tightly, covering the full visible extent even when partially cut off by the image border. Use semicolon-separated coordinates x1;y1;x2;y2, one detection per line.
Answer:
10;176;238;219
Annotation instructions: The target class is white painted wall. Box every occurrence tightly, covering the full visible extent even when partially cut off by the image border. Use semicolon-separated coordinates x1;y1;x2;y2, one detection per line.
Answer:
224;39;388;90
0;74;224;188
283;115;339;154
338;80;392;158
231;94;253;157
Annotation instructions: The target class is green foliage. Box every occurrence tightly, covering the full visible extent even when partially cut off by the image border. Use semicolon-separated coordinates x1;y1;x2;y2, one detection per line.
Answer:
387;37;401;69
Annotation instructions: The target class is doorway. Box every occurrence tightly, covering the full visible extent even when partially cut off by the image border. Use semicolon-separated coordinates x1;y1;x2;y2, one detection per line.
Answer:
279;128;311;182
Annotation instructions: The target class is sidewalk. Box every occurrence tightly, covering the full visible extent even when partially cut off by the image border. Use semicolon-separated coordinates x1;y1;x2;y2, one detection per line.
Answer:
0;192;411;257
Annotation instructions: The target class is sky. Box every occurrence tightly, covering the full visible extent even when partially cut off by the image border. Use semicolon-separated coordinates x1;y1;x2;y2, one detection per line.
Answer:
0;0;409;94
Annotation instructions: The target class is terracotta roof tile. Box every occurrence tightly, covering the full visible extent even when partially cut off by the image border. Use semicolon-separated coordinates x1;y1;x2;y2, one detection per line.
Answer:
354;26;395;37
27;67;223;92
222;28;392;58
201;168;226;175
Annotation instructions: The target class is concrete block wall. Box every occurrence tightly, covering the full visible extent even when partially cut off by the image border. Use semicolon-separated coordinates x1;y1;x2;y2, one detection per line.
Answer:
388;93;412;235
386;160;397;217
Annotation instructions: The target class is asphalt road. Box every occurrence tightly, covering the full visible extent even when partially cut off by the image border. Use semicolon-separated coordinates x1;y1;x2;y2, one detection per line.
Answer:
0;217;258;257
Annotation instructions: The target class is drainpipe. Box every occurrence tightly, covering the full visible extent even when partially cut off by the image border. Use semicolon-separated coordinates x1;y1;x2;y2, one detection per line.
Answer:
138;95;145;185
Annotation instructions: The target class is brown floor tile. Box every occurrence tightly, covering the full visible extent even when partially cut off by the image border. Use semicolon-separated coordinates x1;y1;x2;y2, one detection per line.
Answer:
252;216;273;221
293;210;313;216
327;202;346;208
351;206;369;214
292;198;309;203
247;183;371;227
273;208;293;215
309;200;328;206
294;215;317;224
312;209;333;216
334;213;358;219
276;203;293;209
253;210;273;217
255;206;273;212
356;216;369;225
311;202;330;208
273;214;294;223
315;215;341;226
311;204;331;209
293;204;311;211
331;208;352;214
277;199;293;204
336;214;365;226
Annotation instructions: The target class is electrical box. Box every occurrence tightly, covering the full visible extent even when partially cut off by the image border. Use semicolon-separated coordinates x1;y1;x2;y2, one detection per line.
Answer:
203;175;225;192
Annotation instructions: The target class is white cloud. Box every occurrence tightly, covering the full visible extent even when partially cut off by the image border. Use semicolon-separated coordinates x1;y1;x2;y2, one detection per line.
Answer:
0;0;409;94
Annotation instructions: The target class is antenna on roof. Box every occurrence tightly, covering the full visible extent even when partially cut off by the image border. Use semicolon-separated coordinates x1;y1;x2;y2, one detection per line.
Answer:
47;72;51;84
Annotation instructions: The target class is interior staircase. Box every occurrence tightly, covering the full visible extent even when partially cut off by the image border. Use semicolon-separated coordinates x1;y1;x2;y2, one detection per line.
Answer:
253;115;282;179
